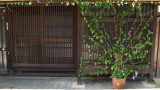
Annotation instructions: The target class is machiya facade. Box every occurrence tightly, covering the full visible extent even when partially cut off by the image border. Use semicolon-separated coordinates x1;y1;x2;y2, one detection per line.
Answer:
0;0;159;82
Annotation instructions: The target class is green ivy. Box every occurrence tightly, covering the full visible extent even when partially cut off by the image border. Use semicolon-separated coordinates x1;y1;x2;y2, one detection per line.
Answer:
76;0;157;79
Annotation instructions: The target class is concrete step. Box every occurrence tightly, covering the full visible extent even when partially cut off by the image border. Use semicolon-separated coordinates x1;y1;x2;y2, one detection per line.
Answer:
153;77;160;83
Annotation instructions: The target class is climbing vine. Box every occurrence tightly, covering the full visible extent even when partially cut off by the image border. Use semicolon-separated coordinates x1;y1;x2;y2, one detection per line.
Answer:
0;0;160;6
76;0;157;79
0;0;75;6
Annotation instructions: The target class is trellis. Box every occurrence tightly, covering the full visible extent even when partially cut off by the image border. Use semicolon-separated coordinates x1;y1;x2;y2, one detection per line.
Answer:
78;4;156;82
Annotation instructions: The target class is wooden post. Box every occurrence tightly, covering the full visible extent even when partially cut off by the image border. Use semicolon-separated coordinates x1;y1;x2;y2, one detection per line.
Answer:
155;17;160;76
7;6;14;76
73;5;77;72
149;5;158;82
77;6;82;84
157;22;160;75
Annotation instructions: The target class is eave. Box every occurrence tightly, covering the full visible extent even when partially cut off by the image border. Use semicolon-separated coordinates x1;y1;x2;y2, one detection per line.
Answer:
0;0;160;2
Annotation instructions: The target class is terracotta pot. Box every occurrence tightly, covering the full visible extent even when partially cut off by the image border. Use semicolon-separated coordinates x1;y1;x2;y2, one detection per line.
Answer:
112;77;126;89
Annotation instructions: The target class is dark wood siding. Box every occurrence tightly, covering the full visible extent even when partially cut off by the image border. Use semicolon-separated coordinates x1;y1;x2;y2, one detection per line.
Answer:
8;5;77;72
81;4;155;75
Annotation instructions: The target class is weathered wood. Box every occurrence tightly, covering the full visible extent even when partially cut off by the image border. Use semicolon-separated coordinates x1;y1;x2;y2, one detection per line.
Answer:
12;64;76;68
9;5;77;72
157;25;160;73
77;6;82;84
80;4;156;82
73;5;77;67
155;17;160;76
0;0;160;2
149;5;157;82
84;18;153;22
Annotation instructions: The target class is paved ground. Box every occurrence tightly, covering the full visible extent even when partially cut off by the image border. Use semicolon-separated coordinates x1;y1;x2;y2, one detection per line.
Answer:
0;76;157;89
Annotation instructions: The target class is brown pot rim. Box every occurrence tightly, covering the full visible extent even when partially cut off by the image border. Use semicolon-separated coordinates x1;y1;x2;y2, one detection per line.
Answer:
112;77;126;80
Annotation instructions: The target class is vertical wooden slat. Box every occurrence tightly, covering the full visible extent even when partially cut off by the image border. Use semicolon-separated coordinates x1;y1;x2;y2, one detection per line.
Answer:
54;5;56;63
25;6;28;64
19;6;21;64
12;7;17;62
29;6;31;64
43;6;45;63
65;6;67;63
19;6;20;64
37;6;39;64
19;6;21;63
53;5;55;63
7;6;11;75
68;6;70;64
27;5;29;64
29;6;31;63
45;6;47;64
63;6;65;63
49;6;51;63
23;6;26;64
10;6;14;75
15;6;18;63
31;6;33;64
60;5;62;64
57;5;61;63
73;5;77;65
33;6;35;63
36;6;38;64
0;15;5;70
49;6;50;63
40;5;44;64
34;6;36;64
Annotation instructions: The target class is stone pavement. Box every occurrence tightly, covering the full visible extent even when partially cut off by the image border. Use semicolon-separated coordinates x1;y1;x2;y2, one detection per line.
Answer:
0;76;156;89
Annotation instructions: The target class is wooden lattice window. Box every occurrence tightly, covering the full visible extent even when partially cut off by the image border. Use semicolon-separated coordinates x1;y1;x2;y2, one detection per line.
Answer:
9;5;77;70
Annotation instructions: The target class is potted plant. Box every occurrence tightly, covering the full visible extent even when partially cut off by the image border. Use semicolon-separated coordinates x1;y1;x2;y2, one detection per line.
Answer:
77;0;155;89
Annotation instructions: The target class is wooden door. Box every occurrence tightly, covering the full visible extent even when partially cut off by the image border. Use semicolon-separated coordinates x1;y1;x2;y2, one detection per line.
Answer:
9;5;77;72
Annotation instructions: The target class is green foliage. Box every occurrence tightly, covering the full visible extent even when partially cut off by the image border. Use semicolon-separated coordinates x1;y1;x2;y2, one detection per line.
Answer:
77;0;156;79
66;1;70;6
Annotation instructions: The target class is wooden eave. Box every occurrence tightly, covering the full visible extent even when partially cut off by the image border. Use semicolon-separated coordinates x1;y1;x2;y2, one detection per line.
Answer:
0;0;160;2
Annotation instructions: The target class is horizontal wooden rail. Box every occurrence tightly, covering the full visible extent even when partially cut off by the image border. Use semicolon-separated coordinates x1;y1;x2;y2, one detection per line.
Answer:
83;18;153;22
13;64;76;68
81;65;151;74
15;38;73;43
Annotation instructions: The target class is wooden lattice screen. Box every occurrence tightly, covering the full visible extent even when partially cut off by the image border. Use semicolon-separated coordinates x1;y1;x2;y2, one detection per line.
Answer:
9;5;77;71
81;4;155;74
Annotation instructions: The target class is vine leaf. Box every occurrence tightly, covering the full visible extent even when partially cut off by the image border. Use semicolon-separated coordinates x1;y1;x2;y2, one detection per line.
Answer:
66;1;70;6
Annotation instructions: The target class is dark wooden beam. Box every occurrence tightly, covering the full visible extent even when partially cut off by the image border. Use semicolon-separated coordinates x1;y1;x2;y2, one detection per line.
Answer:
149;5;158;82
12;64;76;69
155;17;160;76
77;6;82;84
83;18;152;22
0;0;160;2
